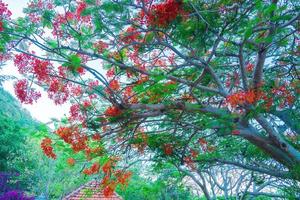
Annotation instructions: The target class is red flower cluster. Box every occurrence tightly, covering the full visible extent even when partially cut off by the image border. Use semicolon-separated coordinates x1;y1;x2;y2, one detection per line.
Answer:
76;1;87;18
140;0;186;27
88;80;99;90
101;160;116;196
70;85;82;96
14;53;52;82
121;26;140;44
56;126;88;152
94;40;109;54
103;184;116;197
83;162;100;175
69;103;86;122
47;78;70;104
41;138;56;159
105;106;122;117
115;170;132;186
13;54;73;106
0;1;11;17
32;59;51;82
198;138;207;145
108;79;120;91
272;85;295;108
190;149;199;158
123;86;138;104
92;133;101;141
99;158;132;197
184;156;196;170
14;79;41;104
14;53;34;74
226;90;258;108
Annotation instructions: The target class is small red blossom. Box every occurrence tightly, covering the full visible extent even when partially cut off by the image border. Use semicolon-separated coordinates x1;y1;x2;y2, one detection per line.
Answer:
76;1;87;18
190;149;199;158
115;171;132;186
102;161;112;174
0;21;4;32
163;144;173;155
121;26;140;44
82;100;92;108
106;68;115;79
28;13;41;23
69;104;85;122
76;66;85;74
92;133;101;141
232;130;240;135
103;184;116;197
67;158;75;166
105;106;122;117
94;40;109;54
198;138;207;145
70;85;82;96
123;86;138;103
83;163;100;175
108;79;120;91
65;11;74;21
88;80;99;90
272;85;295;108
184;156;196;170
246;63;254;72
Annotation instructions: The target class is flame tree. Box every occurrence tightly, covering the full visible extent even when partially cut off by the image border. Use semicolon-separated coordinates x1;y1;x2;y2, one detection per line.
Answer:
0;0;299;197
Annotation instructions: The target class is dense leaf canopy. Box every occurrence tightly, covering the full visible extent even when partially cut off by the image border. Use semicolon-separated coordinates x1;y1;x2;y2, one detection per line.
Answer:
0;0;299;198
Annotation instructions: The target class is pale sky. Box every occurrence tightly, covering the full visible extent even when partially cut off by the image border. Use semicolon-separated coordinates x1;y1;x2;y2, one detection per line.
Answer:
1;0;70;123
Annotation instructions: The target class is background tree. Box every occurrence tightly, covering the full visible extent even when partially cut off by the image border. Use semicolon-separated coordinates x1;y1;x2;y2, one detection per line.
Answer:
0;0;299;198
0;87;39;171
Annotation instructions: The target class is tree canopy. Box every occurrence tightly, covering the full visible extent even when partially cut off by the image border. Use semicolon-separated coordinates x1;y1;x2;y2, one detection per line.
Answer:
0;0;299;198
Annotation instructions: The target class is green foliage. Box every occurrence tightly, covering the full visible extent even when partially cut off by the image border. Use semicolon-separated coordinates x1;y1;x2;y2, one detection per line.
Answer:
0;88;39;171
117;167;200;200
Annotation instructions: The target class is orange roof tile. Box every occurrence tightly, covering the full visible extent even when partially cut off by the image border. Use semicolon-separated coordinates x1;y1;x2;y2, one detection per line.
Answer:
63;181;122;200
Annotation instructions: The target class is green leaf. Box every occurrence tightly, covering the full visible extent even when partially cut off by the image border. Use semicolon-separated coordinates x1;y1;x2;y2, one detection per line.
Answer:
264;3;277;15
81;7;93;16
47;40;58;49
62;54;82;73
145;32;154;43
244;28;252;39
42;10;54;28
68;54;82;68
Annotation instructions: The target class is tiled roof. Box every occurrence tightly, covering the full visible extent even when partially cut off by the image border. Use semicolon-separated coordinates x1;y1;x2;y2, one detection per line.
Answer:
63;181;122;200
